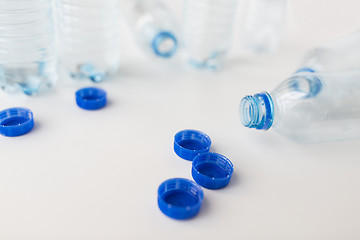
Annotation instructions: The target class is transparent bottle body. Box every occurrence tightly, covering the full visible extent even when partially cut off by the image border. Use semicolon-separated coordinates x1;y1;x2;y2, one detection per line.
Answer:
299;30;360;72
242;0;287;53
183;0;237;70
271;72;360;143
57;0;120;82
122;0;179;58
0;0;57;95
240;72;360;143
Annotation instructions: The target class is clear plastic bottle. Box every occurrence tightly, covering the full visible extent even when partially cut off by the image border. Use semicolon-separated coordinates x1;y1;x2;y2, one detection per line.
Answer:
242;0;287;53
239;71;360;143
57;0;120;82
296;30;360;73
122;0;179;58
0;0;57;95
183;0;238;70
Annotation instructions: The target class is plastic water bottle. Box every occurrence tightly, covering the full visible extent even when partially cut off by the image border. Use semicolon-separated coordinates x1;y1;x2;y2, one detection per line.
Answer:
122;0;179;58
296;30;360;73
0;0;57;95
183;0;238;70
242;0;287;53
57;0;120;82
239;71;360;143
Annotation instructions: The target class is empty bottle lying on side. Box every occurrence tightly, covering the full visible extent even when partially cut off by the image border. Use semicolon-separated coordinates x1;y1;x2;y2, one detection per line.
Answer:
122;0;179;59
239;71;360;143
296;30;360;73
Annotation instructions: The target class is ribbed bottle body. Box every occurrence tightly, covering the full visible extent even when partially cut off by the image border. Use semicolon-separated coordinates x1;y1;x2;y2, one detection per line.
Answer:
242;0;287;53
0;0;57;95
183;0;237;69
57;0;120;82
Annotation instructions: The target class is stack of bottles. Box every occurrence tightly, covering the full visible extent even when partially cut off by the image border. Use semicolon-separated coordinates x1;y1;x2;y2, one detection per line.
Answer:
1;0;360;145
0;0;180;95
0;0;292;96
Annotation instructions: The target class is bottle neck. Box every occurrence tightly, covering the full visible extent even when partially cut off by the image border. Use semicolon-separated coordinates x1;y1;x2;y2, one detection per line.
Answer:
152;31;177;58
240;92;274;130
295;67;316;73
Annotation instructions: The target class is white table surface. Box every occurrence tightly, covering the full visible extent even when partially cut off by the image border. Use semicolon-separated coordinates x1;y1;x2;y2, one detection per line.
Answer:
1;0;360;239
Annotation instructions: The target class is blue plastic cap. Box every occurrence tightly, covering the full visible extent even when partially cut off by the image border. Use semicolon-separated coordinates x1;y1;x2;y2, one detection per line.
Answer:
75;87;107;110
192;152;233;189
0;107;34;137
174;130;212;161
158;178;203;220
152;31;178;58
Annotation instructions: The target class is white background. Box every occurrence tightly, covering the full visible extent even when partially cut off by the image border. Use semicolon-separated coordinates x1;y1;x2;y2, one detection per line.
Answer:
1;0;360;239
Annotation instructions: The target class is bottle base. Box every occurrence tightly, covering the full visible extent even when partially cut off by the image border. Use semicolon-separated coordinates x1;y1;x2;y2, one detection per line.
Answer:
68;63;119;83
187;52;226;70
0;63;57;96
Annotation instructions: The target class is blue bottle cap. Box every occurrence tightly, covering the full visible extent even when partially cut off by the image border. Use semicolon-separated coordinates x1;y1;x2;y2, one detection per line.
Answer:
192;152;233;189
75;87;107;110
174;129;212;161
152;31;178;58
0;107;34;137
158;178;203;220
